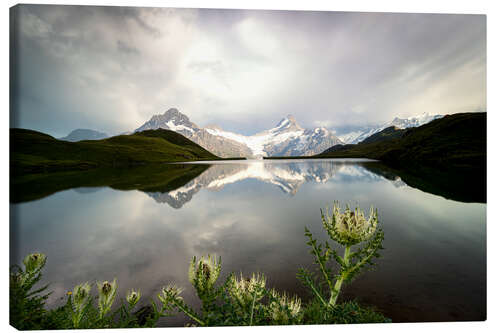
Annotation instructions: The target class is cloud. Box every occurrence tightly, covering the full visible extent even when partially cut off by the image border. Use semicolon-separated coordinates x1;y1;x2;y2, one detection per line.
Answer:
11;5;486;137
116;40;140;55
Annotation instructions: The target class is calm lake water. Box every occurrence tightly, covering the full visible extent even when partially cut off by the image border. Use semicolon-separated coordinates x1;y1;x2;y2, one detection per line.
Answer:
10;159;486;325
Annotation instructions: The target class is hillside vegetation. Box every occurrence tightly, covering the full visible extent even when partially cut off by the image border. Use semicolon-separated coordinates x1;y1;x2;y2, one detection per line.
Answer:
318;112;486;170
357;126;407;145
11;128;224;174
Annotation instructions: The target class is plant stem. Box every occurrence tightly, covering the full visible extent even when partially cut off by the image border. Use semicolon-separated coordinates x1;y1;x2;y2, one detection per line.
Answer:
172;298;205;326
328;246;350;307
249;291;257;326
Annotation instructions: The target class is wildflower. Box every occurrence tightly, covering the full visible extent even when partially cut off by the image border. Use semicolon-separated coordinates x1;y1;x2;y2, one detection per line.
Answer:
228;273;266;308
10;272;23;286
188;255;221;295
97;279;117;318
66;291;73;296
68;282;92;328
126;289;141;307
321;202;378;246
22;253;47;274
72;282;92;312
158;284;184;305
268;289;301;323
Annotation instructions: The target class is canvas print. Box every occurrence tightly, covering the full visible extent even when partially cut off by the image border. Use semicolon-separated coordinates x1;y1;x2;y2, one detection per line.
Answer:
9;4;486;329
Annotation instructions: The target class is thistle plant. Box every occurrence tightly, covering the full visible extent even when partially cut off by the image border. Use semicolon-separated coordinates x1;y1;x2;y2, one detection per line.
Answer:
150;256;224;327
228;272;267;310
158;284;184;304
226;272;268;324
11;246;389;329
126;289;141;308
156;284;205;325
189;254;221;298
97;279;118;319
298;202;384;308
268;289;302;325
22;253;47;276
9;253;50;329
69;282;92;328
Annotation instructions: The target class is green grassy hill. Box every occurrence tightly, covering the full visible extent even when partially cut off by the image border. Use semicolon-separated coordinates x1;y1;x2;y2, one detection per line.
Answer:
318;112;486;170
357;126;407;145
11;128;223;174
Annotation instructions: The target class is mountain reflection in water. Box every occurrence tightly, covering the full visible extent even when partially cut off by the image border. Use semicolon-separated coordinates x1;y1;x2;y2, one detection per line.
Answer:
147;159;405;208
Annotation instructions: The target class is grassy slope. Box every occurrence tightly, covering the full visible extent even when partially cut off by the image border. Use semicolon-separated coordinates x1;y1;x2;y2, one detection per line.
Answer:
318;112;486;169
11;128;223;174
357;126;407;145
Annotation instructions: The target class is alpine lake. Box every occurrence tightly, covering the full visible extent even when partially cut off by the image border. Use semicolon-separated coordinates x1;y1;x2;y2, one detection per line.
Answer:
10;158;486;325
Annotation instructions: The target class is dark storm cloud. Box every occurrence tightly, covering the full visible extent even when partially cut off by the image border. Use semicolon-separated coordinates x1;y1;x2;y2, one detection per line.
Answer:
10;5;485;137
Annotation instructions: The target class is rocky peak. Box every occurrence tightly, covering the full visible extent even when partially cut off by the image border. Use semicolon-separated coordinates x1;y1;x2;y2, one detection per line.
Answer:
135;108;199;133
272;115;303;133
162;108;196;126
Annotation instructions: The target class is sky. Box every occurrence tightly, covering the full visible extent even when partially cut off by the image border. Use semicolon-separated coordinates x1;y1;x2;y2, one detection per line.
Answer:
10;5;486;137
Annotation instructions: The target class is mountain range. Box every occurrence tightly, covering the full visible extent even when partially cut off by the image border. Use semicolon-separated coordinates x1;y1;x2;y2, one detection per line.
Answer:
135;108;343;158
337;113;443;144
134;109;443;157
57;109;443;158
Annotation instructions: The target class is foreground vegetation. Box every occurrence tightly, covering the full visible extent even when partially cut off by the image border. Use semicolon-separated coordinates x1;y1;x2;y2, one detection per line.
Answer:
10;203;389;329
10;128;230;175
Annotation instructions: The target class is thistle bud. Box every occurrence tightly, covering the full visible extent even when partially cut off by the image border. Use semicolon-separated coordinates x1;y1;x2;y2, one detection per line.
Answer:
10;272;23;286
72;282;92;311
97;279;117;318
188;255;221;294
321;202;378;246
22;253;47;274
158;284;183;304
101;281;112;295
126;289;141;307
228;273;266;307
269;289;301;323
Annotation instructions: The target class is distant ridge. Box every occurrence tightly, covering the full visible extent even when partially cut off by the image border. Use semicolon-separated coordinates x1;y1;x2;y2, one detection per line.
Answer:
59;128;108;142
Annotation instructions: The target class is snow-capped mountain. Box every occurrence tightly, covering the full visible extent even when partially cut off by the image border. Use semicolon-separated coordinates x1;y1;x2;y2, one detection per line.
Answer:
135;109;343;158
205;115;343;157
338;113;443;144
135;108;253;158
135;108;198;137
